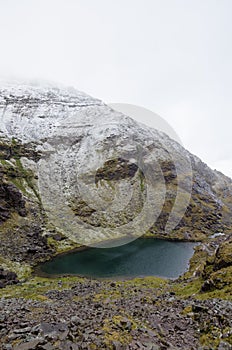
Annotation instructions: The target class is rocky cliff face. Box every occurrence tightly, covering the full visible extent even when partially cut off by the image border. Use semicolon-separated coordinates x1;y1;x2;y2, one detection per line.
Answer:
0;81;232;259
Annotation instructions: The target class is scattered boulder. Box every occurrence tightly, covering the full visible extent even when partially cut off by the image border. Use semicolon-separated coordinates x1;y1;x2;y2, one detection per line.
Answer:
0;268;19;288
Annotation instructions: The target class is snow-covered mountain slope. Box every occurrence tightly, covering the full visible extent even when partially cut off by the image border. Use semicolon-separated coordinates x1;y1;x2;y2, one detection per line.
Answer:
0;82;231;249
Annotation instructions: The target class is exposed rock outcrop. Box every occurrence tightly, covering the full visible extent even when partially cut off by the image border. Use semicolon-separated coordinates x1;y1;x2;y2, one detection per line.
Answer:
0;268;19;288
199;234;232;293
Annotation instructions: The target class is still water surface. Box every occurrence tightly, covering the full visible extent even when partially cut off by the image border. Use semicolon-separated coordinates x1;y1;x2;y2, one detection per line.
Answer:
40;238;196;279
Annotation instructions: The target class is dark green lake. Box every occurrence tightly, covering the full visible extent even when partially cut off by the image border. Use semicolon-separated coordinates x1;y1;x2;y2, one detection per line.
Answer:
40;239;196;279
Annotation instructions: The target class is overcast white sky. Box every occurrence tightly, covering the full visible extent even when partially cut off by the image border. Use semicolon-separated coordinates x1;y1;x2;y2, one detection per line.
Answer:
0;0;231;178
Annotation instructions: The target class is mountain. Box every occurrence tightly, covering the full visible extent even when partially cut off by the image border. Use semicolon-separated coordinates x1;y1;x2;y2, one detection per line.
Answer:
0;81;232;260
0;82;231;350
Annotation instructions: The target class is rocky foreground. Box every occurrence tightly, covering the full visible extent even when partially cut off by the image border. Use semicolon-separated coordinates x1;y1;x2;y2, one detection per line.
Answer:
0;275;231;350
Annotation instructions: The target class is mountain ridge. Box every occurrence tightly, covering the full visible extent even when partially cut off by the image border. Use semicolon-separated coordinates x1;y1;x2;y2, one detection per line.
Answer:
0;82;231;249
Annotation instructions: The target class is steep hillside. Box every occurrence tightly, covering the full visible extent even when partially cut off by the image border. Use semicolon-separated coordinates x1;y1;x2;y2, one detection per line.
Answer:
0;82;231;255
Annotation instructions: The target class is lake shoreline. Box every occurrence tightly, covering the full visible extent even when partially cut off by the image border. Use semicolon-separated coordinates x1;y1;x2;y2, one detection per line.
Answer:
35;237;197;280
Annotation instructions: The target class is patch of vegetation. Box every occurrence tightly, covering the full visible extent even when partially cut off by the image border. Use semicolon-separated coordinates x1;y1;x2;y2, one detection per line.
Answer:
15;158;42;205
118;276;167;289
102;315;133;349
0;256;32;280
0;276;85;300
172;278;203;298
46;235;82;255
139;170;145;192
